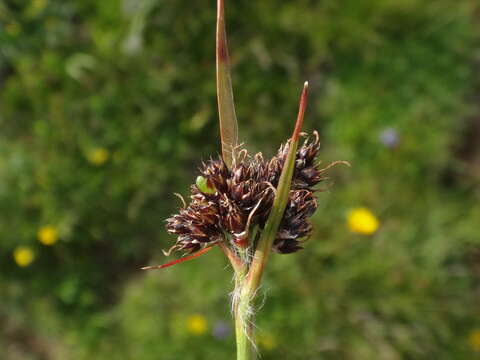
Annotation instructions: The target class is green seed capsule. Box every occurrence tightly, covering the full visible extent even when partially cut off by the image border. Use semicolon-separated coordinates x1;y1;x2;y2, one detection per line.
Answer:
196;176;216;194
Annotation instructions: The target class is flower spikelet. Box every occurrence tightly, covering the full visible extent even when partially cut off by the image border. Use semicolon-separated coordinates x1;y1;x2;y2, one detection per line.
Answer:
165;195;222;254
273;190;317;254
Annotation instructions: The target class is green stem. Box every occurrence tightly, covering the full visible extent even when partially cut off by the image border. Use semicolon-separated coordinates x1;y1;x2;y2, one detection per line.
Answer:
235;288;255;360
232;244;253;359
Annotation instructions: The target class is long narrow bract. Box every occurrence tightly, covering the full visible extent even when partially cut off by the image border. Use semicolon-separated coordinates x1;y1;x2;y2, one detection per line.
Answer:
246;81;309;289
216;0;238;168
141;246;215;270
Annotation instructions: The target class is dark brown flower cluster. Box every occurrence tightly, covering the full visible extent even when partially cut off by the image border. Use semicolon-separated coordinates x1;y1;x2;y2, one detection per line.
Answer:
166;131;328;255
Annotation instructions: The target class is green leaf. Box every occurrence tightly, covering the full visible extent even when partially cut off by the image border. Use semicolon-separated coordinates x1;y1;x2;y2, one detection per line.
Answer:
216;0;238;168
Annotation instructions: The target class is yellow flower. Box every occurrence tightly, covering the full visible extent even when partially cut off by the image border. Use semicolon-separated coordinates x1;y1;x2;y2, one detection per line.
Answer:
469;329;480;352
258;333;277;350
37;225;58;246
186;314;208;335
5;22;21;36
347;207;379;235
26;0;48;17
87;147;110;166
13;246;35;267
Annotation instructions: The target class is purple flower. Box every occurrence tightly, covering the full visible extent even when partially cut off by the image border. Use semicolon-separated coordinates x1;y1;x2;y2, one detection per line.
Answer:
212;321;231;339
379;127;399;148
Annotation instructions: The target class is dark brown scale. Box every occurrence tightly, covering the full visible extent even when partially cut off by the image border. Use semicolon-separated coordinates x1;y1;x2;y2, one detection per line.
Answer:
273;190;317;254
165;131;330;256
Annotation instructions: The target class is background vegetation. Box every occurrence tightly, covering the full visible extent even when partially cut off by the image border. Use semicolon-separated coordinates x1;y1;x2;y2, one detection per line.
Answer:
1;0;480;359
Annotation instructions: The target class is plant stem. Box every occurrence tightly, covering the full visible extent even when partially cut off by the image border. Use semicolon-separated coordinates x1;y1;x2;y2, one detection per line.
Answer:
232;245;253;359
235;288;255;360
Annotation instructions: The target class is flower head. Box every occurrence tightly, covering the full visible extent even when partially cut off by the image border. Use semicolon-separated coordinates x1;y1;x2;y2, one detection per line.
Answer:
258;333;277;350
13;246;35;267
186;314;208;335
37;225;58;245
87;147;109;166
469;329;480;352
379;127;400;148
165;132;335;255
212;321;231;339
347;207;379;235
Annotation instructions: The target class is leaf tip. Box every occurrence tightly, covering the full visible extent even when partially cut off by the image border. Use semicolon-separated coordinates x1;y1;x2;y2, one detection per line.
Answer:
292;81;309;142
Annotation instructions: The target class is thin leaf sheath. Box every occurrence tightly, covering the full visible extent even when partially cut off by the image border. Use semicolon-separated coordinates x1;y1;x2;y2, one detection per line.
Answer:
219;242;244;274
246;82;309;290
216;0;238;168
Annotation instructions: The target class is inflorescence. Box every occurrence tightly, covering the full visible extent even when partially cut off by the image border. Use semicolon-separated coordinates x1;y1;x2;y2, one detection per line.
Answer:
165;131;338;257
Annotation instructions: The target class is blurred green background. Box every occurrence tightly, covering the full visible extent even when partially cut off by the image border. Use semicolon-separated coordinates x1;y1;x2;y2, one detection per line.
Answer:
1;0;480;359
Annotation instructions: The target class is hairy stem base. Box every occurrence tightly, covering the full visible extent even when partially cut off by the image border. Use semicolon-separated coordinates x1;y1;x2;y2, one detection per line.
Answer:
235;284;255;360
